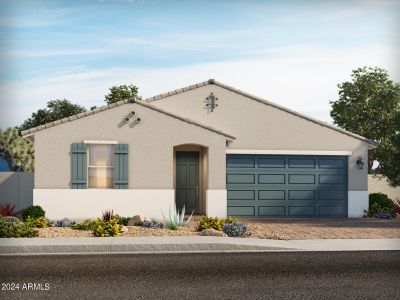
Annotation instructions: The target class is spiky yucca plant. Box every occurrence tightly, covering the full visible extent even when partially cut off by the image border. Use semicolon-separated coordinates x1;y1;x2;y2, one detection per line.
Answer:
161;205;193;230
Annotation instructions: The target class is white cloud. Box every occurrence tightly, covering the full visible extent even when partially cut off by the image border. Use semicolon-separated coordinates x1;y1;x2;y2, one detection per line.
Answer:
1;43;399;128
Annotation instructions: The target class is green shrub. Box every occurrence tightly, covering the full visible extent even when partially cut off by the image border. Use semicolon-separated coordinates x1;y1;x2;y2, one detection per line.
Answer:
369;193;394;210
365;193;395;217
0;216;38;238
92;218;122;237
21;205;45;221
114;214;130;226
25;216;52;228
72;219;97;231
198;216;237;231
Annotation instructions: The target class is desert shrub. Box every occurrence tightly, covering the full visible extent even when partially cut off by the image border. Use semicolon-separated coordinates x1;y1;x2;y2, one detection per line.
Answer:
21;205;45;221
365;193;395;217
0;203;21;217
26;216;52;228
72;219;97;231
162;205;193;230
92;218;122;237
53;218;75;227
0;216;38;238
375;212;392;219
222;222;248;237
114;214;130;226
198;216;237;231
141;220;164;229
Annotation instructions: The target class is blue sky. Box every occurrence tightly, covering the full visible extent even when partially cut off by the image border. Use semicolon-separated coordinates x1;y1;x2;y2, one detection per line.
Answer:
0;0;399;129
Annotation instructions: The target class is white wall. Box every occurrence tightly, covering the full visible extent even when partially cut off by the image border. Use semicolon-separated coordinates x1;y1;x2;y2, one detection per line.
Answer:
348;191;368;218
206;189;227;218
34;189;174;220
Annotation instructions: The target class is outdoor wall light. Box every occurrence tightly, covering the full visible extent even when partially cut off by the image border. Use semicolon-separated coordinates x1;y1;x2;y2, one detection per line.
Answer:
356;156;364;170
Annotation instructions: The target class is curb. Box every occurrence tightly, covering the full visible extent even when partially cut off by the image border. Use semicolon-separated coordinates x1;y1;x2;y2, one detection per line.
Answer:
1;237;399;255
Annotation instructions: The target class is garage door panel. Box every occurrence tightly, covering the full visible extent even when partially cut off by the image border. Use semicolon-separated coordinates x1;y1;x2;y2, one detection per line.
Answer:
228;206;255;216
258;190;285;200
289;174;315;184
288;190;315;200
319;159;345;169
227;155;348;218
258;158;285;168
318;206;345;216
258;174;285;184
319;174;345;184
288;206;315;216
227;156;255;168
227;174;255;184
288;158;316;168
319;190;346;201
227;190;255;200
258;206;285;216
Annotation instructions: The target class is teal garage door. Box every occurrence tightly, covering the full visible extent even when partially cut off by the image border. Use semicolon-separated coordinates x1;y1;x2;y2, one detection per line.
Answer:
227;155;348;217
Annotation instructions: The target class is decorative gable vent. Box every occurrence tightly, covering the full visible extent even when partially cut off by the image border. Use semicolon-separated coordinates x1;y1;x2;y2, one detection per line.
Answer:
204;92;218;112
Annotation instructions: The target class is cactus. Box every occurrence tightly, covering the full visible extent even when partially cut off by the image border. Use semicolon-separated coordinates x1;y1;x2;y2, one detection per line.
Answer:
0;127;34;172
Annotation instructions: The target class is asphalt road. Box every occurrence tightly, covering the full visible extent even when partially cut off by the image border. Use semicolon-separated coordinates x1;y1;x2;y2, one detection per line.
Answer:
1;251;400;299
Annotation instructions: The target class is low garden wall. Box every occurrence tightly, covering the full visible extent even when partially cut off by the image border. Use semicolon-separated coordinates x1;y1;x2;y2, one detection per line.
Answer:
368;175;400;200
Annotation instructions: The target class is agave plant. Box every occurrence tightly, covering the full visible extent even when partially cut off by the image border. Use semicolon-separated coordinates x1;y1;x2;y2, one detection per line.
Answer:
102;210;114;222
0;203;21;217
161;205;193;230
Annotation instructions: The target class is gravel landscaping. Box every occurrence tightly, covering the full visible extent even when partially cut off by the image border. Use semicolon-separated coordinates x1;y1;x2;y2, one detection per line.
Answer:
35;218;400;240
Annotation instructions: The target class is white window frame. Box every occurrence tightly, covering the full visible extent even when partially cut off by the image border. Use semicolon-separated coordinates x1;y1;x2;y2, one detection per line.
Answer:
85;141;117;189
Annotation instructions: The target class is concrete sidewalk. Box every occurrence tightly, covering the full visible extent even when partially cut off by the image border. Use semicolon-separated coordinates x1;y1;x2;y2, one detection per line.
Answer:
1;237;400;255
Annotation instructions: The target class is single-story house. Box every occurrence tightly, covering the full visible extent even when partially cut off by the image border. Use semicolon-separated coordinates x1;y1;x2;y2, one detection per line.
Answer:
22;79;377;220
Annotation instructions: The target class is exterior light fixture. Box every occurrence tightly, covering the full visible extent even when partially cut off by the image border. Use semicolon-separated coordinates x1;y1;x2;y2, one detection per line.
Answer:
204;92;218;112
356;156;364;170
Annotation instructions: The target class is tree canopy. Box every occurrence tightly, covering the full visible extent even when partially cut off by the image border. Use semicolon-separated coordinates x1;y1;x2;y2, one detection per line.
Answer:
0;127;34;172
330;67;400;186
19;99;86;131
105;84;141;104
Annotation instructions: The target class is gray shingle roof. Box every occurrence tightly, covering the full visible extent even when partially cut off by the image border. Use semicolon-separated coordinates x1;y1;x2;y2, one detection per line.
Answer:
21;98;236;140
22;79;377;146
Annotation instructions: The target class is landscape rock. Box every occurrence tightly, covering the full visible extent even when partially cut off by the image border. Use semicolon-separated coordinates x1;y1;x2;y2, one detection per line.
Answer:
128;215;150;226
200;228;228;237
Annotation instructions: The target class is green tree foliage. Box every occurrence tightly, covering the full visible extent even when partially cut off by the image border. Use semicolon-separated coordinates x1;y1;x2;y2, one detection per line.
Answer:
376;112;400;187
105;84;141;104
330;67;400;182
19;99;86;131
0;128;34;171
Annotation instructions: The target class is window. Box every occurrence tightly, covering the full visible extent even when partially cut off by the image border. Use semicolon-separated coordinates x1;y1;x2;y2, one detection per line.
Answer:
88;144;114;188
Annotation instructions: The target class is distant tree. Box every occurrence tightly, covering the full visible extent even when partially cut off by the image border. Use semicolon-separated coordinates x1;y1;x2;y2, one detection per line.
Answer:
0;128;34;172
105;84;141;104
330;67;400;181
19;99;86;131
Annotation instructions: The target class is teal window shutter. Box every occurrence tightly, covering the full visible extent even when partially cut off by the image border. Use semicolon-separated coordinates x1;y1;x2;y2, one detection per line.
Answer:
114;144;129;189
71;142;87;189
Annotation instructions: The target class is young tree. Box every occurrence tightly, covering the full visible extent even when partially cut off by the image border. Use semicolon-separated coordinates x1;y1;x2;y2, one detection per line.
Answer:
330;67;400;185
19;99;86;131
105;84;141;104
0;128;34;172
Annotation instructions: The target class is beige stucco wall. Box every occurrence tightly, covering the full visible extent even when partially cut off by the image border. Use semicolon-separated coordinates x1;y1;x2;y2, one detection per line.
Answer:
151;84;371;191
369;175;400;200
34;103;227;189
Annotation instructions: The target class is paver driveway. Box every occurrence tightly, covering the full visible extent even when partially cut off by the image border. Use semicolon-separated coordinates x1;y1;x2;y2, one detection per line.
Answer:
247;218;400;240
